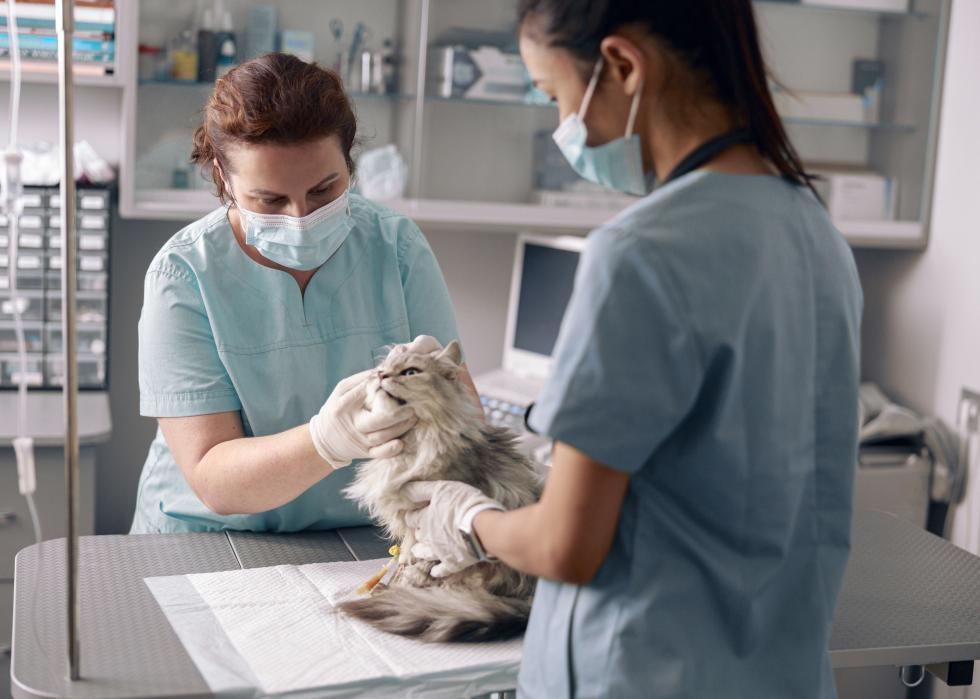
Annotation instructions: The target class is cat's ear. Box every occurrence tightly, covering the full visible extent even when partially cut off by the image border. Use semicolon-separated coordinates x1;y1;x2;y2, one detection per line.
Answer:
435;340;463;367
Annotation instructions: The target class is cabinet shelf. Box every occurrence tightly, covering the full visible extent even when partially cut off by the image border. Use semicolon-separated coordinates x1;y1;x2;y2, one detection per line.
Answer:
135;81;918;133
123;187;924;249
0;59;122;87
137;79;409;102
753;0;928;18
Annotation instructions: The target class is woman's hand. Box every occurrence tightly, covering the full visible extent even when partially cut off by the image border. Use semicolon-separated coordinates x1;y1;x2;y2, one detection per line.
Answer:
309;369;417;469
403;480;504;577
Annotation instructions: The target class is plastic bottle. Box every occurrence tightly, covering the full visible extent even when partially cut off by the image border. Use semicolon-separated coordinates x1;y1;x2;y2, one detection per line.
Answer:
216;10;237;78
171;29;198;82
197;7;217;82
381;39;398;95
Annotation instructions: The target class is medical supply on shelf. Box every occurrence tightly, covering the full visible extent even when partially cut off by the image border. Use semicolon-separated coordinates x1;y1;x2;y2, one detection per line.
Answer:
357;145;408;200
852;59;884;123
170;28;198;82
381;38;398;94
429;45;531;102
0;184;111;389
280;29;313;64
346;22;368;86
813;169;896;221
196;7;217;82
138;44;162;82
215;11;237;78
359;49;375;94
244;5;277;61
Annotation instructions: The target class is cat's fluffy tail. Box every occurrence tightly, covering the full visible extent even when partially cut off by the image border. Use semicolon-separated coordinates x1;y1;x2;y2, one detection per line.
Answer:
339;586;530;643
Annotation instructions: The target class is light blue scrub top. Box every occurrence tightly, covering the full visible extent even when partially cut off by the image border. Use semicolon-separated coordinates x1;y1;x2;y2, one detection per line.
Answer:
132;194;460;534
520;172;862;698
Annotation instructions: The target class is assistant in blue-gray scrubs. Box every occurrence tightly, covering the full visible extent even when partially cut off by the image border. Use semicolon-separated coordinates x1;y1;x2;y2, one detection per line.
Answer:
131;53;467;534
403;2;863;697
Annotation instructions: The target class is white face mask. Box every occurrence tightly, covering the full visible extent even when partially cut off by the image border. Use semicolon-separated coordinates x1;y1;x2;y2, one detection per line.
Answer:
232;187;353;271
552;57;649;196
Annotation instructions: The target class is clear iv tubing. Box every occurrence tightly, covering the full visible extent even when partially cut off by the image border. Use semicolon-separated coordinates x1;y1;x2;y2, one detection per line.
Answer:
4;0;42;545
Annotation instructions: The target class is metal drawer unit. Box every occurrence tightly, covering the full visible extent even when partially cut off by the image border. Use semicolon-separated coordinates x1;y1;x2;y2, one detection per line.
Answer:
0;185;112;390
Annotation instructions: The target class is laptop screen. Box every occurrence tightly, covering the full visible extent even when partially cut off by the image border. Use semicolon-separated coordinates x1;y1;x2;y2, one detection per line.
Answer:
512;242;581;357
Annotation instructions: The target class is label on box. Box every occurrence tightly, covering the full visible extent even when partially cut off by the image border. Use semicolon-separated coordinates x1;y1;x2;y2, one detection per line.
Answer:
80;195;105;210
20;194;43;208
79;256;105;272
18;255;42;270
80;215;106;230
20;233;44;249
79;235;106;251
19;215;43;229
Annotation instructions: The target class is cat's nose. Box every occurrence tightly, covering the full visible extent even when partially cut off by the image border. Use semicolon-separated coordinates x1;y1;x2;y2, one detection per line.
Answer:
377;370;389;380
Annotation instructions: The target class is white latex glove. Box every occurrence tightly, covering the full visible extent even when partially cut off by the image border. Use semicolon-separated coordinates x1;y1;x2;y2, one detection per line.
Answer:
389;334;444;358
403;480;504;578
309;369;417;469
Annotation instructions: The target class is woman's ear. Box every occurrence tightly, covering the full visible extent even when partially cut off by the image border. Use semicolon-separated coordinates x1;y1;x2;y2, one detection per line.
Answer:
599;34;647;99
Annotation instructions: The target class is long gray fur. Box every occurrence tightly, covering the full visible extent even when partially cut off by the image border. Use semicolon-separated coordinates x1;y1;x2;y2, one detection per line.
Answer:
341;340;542;643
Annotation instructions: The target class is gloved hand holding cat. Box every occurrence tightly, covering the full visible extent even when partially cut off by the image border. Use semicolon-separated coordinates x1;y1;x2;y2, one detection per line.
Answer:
402;480;504;578
308;367;418;469
338;336;540;642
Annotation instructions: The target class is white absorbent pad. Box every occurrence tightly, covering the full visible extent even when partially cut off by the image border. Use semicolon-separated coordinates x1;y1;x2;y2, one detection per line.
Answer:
145;558;523;698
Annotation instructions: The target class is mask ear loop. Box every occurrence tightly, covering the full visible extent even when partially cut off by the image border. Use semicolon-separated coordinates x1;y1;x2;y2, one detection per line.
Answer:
577;57;605;121
625;76;643;138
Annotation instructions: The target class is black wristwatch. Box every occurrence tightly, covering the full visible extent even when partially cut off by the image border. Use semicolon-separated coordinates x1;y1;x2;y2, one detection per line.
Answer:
459;504;502;562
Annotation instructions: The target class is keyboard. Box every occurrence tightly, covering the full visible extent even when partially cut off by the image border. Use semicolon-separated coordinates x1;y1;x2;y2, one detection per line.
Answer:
480;394;527;432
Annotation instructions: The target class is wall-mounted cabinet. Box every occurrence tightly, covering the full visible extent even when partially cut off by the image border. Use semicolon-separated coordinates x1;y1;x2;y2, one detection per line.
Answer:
118;0;950;249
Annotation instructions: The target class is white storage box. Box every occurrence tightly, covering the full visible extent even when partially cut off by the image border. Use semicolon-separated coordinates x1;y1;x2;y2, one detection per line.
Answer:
813;171;897;221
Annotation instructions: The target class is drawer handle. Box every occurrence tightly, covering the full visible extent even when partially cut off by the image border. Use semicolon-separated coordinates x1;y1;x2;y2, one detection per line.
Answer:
0;511;17;527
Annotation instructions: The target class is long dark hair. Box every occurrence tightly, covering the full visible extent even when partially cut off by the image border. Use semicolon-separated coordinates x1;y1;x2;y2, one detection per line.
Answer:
517;0;818;198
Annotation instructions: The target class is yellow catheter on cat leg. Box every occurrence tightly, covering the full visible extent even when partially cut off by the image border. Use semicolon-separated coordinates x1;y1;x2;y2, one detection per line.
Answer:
356;545;401;595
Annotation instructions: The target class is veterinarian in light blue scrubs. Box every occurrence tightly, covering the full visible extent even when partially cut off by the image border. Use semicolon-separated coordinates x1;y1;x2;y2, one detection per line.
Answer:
404;2;863;697
132;54;469;534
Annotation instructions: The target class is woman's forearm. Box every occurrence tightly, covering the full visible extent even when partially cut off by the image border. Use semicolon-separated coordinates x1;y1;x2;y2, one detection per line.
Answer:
472;505;583;581
194;424;334;515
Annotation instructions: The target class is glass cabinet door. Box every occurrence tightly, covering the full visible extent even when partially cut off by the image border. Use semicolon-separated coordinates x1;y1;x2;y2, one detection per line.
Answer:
121;0;949;248
406;0;949;245
127;0;419;219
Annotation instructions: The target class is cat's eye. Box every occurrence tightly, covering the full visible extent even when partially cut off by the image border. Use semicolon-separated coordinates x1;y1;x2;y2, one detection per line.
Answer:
400;367;422;377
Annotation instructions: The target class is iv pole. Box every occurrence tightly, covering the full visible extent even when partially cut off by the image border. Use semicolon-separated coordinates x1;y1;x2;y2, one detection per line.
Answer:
55;0;81;681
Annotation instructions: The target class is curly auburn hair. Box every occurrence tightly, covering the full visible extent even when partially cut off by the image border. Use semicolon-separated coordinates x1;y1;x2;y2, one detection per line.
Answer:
191;53;358;203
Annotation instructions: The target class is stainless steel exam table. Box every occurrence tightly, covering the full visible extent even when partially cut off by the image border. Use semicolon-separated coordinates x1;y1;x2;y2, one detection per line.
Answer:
10;510;980;698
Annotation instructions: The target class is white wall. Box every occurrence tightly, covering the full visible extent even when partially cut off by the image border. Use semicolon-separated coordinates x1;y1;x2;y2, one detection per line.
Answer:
856;1;980;694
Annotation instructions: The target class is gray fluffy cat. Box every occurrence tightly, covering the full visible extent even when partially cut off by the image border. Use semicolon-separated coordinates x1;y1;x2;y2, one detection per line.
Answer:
340;340;542;643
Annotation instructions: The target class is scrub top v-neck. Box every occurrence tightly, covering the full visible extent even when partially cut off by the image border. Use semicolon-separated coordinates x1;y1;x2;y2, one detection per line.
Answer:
132;194;460;534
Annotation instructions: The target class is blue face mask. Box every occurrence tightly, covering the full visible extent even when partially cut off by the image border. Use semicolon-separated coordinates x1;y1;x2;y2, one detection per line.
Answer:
552;57;648;196
233;187;353;271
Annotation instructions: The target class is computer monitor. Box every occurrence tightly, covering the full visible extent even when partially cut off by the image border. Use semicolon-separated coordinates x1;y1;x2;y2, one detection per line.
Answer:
503;234;585;379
